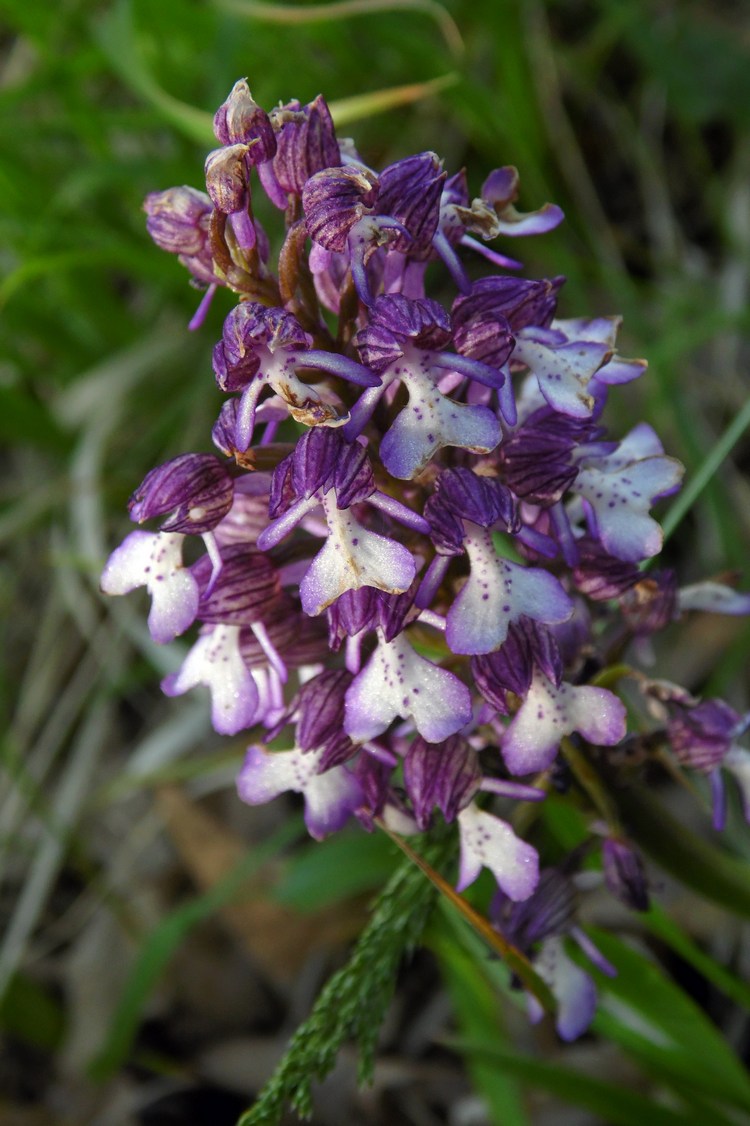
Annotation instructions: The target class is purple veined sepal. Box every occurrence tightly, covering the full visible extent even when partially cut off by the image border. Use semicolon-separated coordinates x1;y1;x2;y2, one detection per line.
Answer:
270;95;341;201
161;622;262;735
213;79;277;160
502;670;627;775
344;627;472;744
471;617;563;715
456;801;539;901
570;423;684;562
100;530;200;645
403;734;482;831
237;742;363;841
602;837;650;911
128;453;234;535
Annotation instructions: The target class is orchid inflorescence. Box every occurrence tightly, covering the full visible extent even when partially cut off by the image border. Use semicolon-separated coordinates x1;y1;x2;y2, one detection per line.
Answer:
102;79;750;1038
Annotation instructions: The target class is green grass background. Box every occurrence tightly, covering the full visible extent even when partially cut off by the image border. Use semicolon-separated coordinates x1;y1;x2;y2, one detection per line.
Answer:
2;1;750;1122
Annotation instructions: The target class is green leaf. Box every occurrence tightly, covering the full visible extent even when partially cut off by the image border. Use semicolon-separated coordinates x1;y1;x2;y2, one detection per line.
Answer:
587;929;750;1114
446;1042;718;1126
0;973;65;1050
643;901;750;1013
430;908;529;1126
613;786;750;918
93;0;214;144
272;827;398;912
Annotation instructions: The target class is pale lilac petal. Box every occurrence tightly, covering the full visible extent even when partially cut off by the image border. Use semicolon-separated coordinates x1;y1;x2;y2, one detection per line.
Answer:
573;455;684;562
502;672;627;775
493;203;565;237
446;525;573;655
161;624;259;734
531;936;597;1041
300;497;415;615
513;335;611;419
380;352;500;479
101;530;199;643
678;582;750;616
456;803;539;899
344;631;472;743
237;743;362;839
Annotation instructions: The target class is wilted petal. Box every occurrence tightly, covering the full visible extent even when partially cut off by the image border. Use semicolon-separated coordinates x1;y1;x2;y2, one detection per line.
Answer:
100;530;199;644
503;672;627;774
456;803;539;900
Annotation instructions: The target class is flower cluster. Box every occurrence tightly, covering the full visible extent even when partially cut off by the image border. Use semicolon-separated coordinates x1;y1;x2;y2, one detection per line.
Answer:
103;79;750;1034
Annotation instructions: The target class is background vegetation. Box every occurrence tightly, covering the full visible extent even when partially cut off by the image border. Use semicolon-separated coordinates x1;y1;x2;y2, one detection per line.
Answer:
2;1;750;1122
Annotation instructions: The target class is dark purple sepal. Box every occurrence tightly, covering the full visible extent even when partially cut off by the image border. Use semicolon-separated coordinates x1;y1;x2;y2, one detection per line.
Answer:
452;276;564;334
500;407;594;506
295;668;356;769
433;467;518;532
302;165;378;252
354;754;394;830
290;427;340;499
213;79;277;161
267;450;296;518
452;311;515;371
668;698;741;772
354;294;452;372
327;586;381;649
472;618;562;713
404;734;481;830
376;151;445;255
571;536;641;601
214;302;312;391
602;838;649;912
376;583;419;643
493;867;577;949
193;545;281;624
128;454;234;534
333;439;375;507
272;96;341;196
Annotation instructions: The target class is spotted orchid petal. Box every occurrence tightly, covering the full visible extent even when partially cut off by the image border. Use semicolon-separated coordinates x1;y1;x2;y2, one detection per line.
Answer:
572;430;684;562
445;523;573;655
100;530;199;644
502;671;627;775
237;743;363;840
456;802;539;900
300;491;416;616
161;623;259;735
513;330;611;419
344;629;472;744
